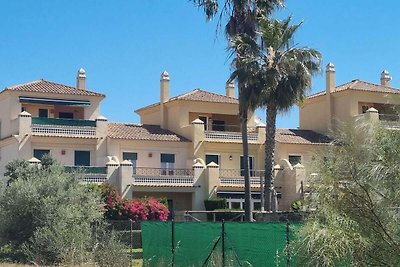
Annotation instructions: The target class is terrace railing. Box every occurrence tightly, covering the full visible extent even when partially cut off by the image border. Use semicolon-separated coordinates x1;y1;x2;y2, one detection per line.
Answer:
219;169;263;186
379;114;400;129
132;167;194;185
64;165;108;183
31;117;97;136
204;124;258;141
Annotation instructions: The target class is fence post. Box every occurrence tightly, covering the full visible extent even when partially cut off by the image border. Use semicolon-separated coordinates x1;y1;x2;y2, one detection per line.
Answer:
130;219;133;267
222;220;225;267
171;220;175;267
286;222;290;267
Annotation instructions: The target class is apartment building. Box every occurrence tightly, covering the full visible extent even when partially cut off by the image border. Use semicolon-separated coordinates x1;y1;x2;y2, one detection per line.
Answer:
4;63;393;214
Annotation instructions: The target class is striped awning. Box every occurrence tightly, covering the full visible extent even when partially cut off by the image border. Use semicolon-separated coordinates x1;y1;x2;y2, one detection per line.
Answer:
19;96;90;106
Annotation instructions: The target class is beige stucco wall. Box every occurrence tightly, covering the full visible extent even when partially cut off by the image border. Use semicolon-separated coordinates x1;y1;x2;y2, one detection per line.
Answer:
30;136;100;166
299;96;328;134
0;138;19;182
107;139;192;168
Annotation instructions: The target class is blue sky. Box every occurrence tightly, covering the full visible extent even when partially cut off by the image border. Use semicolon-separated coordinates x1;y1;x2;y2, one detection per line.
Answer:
1;0;399;128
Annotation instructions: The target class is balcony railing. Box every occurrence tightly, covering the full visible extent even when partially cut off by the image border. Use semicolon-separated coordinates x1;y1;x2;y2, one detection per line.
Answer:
219;177;261;186
64;165;108;183
379;114;400;129
31;117;97;136
203;124;258;141
132;167;194;185
219;169;264;178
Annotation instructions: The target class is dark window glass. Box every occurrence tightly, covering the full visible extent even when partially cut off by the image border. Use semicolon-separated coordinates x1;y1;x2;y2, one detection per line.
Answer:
206;154;219;165
288;155;302;165
240;156;255;176
212;120;225;131
74;151;90;166
123;152;137;162
199;116;208;130
33;149;50;160
161;153;175;163
59;112;74;119
38;109;48;118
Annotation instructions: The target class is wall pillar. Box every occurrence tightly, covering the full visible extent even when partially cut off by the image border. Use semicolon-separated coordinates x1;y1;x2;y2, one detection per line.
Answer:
106;157;119;189
119;160;133;198
19;111;32;137
192;162;205;211
95;116;108;166
191;119;205;161
256;124;266;143
206;162;220;198
364;107;379;123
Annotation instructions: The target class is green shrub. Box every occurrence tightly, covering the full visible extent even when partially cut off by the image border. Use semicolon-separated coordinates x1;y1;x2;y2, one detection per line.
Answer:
204;198;227;211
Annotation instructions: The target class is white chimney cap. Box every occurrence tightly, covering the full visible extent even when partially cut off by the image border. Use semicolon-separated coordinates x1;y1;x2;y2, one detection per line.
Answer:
160;71;170;81
78;68;86;77
326;62;335;72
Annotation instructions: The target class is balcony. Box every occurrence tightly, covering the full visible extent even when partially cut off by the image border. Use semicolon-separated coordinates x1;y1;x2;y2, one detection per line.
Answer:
31;117;97;136
64;165;108;183
219;169;263;187
379;114;400;129
204;124;259;142
132;167;194;186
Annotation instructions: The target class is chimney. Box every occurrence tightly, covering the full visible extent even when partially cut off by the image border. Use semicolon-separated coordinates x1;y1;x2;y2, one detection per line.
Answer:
160;71;170;103
226;81;235;98
380;70;391;87
326;63;335;94
76;68;86;90
160;71;170;129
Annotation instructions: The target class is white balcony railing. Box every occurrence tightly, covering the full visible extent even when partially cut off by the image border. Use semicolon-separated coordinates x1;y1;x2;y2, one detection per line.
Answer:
31;117;97;136
132;168;194;185
205;131;258;141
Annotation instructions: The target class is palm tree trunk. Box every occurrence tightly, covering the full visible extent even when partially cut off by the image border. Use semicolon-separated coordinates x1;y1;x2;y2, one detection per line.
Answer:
240;107;252;222
264;104;277;212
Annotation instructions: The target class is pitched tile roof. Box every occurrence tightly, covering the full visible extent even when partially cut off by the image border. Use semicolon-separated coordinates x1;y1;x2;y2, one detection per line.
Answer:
307;80;400;99
275;129;332;145
108;123;190;142
136;89;238;112
2;79;105;97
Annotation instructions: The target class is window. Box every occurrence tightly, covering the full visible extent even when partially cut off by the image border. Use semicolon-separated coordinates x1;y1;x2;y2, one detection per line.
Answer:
288;155;302;166
240;155;255;176
199;116;208;130
59;112;74;119
161;153;175;175
38;109;48;118
362;105;370;113
212;120;225;131
205;154;219;165
123;152;137;174
74;150;90;166
33;149;50;160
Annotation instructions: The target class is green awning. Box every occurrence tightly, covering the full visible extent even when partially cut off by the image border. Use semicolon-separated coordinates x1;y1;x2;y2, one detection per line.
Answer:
19;96;91;106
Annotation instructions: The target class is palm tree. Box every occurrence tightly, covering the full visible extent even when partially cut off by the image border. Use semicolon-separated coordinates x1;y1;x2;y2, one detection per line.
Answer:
192;0;283;221
258;17;322;211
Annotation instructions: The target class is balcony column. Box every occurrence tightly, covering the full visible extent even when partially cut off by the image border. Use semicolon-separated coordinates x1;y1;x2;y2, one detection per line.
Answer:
19;111;32;137
206;162;220;198
106;157;119;189
119;160;133;199
364;107;379;123
256;123;266;143
95;116;108;166
192;162;205;211
191;119;205;160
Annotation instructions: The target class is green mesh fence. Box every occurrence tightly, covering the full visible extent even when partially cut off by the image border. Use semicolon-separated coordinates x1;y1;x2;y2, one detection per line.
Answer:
142;221;300;267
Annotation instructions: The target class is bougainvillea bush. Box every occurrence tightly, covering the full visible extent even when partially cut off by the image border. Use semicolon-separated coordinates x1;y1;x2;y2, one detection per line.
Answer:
100;183;168;222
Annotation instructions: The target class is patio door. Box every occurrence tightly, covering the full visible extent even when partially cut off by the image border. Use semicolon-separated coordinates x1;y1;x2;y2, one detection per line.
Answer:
161;153;175;175
240;155;255;176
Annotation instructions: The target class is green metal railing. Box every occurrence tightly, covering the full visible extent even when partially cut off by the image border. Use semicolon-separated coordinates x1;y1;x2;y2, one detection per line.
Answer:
32;117;96;127
64;166;107;174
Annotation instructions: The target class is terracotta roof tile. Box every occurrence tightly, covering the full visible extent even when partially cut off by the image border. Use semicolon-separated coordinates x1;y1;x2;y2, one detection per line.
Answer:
2;79;105;97
275;129;332;145
136;89;238;112
108;123;190;142
307;80;400;99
